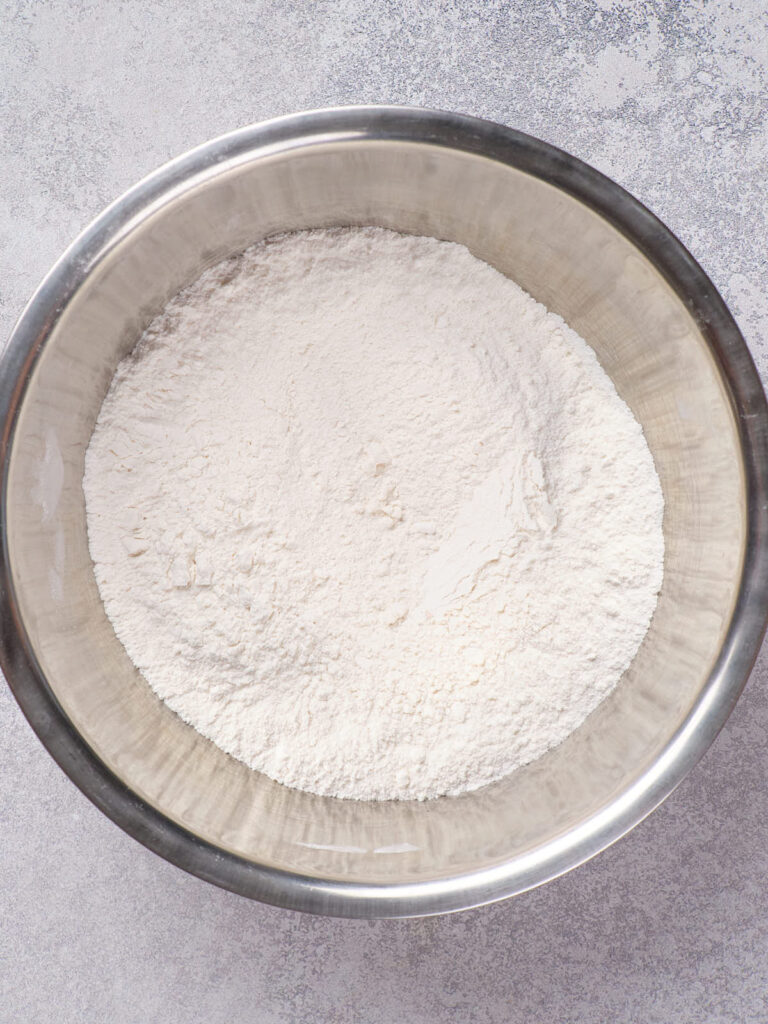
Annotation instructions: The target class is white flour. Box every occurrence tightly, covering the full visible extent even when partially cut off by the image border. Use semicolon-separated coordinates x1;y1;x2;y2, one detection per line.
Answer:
84;227;664;801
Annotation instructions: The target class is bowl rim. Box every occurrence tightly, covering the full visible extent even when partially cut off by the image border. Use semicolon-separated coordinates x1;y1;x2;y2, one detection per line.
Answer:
2;105;767;918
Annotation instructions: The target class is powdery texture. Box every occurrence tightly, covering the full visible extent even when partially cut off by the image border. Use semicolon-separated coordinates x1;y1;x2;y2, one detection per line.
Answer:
84;228;664;801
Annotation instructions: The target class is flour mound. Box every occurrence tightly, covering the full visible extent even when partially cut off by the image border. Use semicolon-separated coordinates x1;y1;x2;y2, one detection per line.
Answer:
84;228;664;801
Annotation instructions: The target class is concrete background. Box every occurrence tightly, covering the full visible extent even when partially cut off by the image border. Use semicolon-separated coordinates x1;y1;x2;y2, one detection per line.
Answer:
2;2;767;1021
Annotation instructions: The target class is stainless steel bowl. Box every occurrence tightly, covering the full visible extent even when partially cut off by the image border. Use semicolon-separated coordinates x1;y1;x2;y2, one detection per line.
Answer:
2;107;767;918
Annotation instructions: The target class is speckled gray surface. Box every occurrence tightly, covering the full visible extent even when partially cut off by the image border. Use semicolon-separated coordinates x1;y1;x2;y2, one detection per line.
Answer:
2;2;768;1021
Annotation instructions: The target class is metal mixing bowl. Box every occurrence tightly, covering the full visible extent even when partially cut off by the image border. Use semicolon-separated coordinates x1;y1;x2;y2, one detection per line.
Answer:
2;107;767;918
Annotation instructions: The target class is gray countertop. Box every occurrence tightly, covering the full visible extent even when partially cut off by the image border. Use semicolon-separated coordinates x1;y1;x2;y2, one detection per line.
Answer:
2;2;768;1021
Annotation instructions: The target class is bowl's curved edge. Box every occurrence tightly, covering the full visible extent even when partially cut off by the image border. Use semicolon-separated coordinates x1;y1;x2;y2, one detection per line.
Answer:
1;105;767;919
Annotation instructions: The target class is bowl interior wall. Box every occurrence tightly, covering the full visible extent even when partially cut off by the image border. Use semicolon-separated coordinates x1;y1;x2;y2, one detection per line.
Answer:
6;140;743;884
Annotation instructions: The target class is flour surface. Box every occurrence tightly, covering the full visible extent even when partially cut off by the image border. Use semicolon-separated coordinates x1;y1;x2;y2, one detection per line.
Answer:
84;228;664;800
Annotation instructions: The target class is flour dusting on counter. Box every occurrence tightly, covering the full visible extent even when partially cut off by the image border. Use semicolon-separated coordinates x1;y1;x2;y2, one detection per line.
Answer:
84;227;664;801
